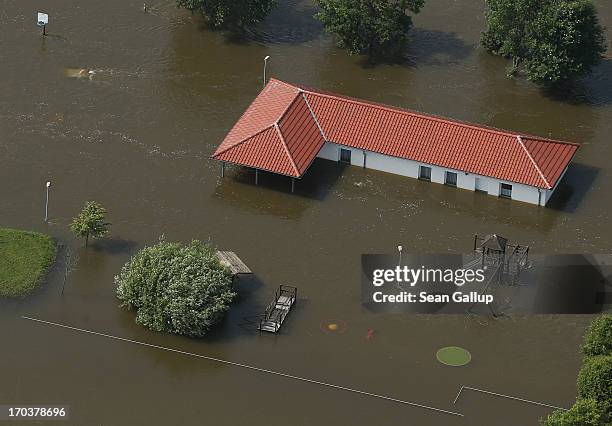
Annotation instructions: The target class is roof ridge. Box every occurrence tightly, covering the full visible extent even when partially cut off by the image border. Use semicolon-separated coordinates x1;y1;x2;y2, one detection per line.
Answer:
212;125;275;158
516;135;551;189
520;135;581;147
301;92;327;141
277;80;580;148
274;89;302;126
273;123;300;177
299;88;524;140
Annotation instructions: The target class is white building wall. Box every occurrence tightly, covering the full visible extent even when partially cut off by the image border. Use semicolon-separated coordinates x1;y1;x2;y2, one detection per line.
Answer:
316;142;550;206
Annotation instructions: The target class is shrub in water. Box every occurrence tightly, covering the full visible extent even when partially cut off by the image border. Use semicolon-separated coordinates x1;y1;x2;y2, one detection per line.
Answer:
582;315;612;358
577;355;612;417
116;239;235;337
543;398;605;426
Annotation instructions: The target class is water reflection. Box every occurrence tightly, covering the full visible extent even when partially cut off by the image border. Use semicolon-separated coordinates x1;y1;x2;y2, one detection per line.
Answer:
543;60;612;106
547;163;600;213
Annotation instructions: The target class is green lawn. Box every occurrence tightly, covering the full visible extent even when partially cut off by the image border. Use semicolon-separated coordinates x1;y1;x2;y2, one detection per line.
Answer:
0;228;57;298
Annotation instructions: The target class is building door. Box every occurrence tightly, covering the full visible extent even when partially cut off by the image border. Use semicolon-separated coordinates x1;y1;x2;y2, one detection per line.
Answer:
475;177;487;193
339;148;351;164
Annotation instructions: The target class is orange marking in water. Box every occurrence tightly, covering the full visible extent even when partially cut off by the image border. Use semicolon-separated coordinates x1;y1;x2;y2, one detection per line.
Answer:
366;329;375;341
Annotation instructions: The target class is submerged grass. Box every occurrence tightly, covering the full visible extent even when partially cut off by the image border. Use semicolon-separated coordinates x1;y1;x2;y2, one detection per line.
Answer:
0;228;56;298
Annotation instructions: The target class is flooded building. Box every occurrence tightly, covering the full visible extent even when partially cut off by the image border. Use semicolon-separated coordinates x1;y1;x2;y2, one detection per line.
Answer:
212;79;579;206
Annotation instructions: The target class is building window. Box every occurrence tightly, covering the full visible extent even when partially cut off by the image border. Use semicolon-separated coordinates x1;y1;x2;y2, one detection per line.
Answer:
419;165;432;181
445;171;457;187
340;148;351;164
500;183;512;199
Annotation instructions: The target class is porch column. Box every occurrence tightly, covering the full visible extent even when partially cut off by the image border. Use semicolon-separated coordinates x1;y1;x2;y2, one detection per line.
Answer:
291;177;295;193
220;162;225;178
255;169;259;185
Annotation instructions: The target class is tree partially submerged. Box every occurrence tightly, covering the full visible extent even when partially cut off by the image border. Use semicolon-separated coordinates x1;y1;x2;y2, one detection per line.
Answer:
116;239;235;337
577;355;612;407
176;0;277;29
70;201;110;247
582;315;612;357
482;0;606;85
315;0;425;58
542;314;612;425
543;398;606;426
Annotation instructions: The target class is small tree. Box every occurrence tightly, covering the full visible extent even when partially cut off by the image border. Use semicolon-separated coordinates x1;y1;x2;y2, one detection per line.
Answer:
176;0;277;29
70;201;110;247
582;315;612;358
315;0;425;58
116;239;235;337
482;0;606;85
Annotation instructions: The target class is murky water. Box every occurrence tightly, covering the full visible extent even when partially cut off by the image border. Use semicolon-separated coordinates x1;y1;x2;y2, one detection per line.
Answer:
1;0;611;424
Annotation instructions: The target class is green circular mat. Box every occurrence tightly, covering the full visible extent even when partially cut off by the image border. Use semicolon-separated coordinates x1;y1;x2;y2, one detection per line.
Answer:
436;346;471;366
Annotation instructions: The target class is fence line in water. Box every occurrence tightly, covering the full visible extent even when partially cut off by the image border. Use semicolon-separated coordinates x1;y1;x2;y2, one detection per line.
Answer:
453;385;567;411
22;316;463;418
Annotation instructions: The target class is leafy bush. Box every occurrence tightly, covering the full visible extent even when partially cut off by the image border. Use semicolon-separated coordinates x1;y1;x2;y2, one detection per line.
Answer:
582;315;612;358
543;316;612;426
116;239;235;337
577;355;612;406
543;399;605;426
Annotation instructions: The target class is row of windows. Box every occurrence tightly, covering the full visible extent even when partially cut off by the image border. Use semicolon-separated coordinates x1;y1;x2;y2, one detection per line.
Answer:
419;165;513;199
337;149;514;200
419;165;457;186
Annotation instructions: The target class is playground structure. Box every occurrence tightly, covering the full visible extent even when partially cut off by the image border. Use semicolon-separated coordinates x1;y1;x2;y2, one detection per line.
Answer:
464;234;531;316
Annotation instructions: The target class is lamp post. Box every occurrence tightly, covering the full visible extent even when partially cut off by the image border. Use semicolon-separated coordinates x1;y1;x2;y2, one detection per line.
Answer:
45;181;51;222
263;55;270;87
397;244;403;267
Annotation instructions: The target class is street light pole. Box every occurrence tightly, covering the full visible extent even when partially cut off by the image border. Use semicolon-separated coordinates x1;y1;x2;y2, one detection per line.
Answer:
397;244;403;267
45;181;51;222
263;55;270;88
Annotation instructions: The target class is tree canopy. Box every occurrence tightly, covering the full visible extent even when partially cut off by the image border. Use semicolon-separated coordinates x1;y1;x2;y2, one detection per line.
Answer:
176;0;277;29
577;355;612;405
482;0;606;85
70;201;110;247
543;398;606;426
543;315;612;426
582;315;612;358
116;239;235;337
315;0;425;58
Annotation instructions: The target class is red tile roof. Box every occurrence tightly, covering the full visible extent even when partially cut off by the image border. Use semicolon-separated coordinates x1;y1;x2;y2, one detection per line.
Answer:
212;79;579;188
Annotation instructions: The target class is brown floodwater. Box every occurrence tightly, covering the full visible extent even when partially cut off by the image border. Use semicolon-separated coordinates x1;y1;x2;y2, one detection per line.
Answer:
1;0;611;424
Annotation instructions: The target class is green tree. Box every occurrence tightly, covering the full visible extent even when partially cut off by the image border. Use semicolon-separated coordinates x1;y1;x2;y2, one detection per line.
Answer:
315;0;425;57
577;355;612;407
70;201;110;247
176;0;277;29
115;239;235;337
543;316;612;426
482;0;606;85
582;315;612;358
543;399;605;426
